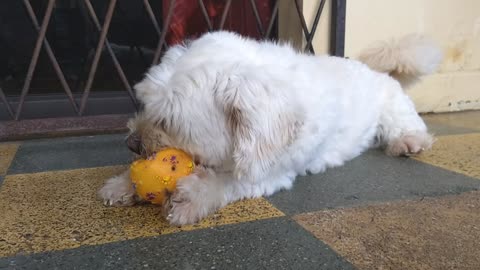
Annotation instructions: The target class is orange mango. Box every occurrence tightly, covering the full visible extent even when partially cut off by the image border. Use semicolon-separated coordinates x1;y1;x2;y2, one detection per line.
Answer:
130;148;194;205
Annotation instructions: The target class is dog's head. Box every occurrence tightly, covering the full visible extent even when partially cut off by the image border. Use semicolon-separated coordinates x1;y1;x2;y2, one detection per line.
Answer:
126;61;233;169
125;112;173;158
127;41;303;180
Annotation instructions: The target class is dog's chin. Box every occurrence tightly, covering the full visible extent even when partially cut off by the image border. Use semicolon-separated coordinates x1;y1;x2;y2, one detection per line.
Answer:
138;148;161;160
127;146;156;160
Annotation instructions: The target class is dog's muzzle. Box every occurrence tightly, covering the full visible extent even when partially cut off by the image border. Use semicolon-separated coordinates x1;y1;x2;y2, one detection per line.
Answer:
126;133;142;155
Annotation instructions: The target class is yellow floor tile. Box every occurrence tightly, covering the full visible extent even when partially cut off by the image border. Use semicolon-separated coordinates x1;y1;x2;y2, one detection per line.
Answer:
294;191;480;270
0;166;284;257
0;143;19;176
415;133;480;179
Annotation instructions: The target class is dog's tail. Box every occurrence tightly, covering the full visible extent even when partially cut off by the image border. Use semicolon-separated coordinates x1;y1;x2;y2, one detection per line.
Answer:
357;34;443;89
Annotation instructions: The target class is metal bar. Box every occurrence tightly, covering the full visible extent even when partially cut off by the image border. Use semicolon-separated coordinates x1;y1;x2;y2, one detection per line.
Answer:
15;0;56;120
219;0;232;30
143;0;162;35
198;0;213;31
304;0;326;52
83;0;137;107
22;0;79;114
152;0;176;65
265;0;279;38
249;0;265;36
79;0;117;115
143;0;168;52
330;0;346;57
293;0;315;54
0;87;14;119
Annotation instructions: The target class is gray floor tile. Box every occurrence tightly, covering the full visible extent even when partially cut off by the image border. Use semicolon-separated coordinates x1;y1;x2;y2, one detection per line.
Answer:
268;150;480;215
8;134;132;174
0;217;355;270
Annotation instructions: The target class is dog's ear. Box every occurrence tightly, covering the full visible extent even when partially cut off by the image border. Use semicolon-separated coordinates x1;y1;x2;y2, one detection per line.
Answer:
134;66;175;106
135;44;188;105
220;76;303;182
134;79;158;105
133;67;175;127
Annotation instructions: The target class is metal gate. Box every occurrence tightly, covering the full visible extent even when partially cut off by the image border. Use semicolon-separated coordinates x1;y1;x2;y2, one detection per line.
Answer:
0;0;345;140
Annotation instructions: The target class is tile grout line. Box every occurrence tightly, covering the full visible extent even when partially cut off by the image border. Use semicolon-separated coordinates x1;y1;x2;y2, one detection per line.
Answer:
0;143;21;186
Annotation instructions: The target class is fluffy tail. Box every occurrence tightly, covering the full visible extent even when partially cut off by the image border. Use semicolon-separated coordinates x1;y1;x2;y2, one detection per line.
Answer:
358;34;443;89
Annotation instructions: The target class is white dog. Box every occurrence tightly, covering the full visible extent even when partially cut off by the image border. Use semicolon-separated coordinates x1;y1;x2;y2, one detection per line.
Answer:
99;31;442;225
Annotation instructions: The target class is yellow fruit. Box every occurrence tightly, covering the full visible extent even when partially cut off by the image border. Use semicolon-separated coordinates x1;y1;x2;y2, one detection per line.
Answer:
130;148;194;205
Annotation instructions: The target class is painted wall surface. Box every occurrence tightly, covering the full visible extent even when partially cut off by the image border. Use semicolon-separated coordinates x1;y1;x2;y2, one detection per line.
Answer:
279;0;332;54
280;0;480;112
345;0;480;112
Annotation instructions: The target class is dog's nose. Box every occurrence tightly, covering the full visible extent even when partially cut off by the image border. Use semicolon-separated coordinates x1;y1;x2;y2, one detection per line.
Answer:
126;133;142;154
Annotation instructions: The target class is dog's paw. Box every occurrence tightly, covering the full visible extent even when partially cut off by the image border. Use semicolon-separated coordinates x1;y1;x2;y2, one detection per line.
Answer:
98;185;136;207
164;173;214;226
305;159;328;175
98;174;137;207
386;133;433;157
306;164;327;175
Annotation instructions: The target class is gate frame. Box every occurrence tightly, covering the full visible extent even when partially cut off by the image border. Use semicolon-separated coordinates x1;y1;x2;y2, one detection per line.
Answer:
0;0;346;141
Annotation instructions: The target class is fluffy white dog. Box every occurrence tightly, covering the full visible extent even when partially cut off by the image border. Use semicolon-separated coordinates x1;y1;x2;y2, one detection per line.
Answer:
99;31;442;225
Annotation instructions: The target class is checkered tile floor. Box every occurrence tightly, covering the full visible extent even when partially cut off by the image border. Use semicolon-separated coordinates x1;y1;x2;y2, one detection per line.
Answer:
0;111;479;269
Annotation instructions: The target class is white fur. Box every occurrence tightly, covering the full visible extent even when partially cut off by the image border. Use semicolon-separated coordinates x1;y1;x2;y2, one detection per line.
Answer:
98;31;442;225
98;170;136;206
358;34;443;89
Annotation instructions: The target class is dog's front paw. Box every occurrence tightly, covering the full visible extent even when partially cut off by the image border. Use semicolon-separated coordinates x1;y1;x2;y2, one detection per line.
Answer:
164;173;215;226
98;173;137;207
386;133;433;157
99;187;136;207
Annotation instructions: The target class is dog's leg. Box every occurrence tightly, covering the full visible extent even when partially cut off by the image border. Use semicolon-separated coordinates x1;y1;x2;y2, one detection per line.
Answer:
98;170;137;206
306;158;328;175
378;87;434;156
164;166;294;226
163;166;233;226
385;131;434;156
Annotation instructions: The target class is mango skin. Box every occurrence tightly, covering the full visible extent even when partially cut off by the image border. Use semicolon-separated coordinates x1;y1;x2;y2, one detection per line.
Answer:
130;148;194;205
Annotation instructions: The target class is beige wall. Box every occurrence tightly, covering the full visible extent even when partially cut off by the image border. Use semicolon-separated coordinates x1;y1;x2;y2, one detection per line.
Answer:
280;0;480;113
346;0;480;113
279;0;332;54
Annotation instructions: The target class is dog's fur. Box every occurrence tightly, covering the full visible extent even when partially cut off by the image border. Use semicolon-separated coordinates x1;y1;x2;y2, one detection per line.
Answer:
98;31;442;225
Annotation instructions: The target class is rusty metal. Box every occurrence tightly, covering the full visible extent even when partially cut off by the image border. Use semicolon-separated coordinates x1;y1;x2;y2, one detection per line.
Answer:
304;0;326;52
82;0;137;108
15;0;56;120
143;0;162;35
0;87;14;119
249;0;265;36
294;0;315;53
265;0;279;38
0;0;346;139
143;0;169;59
198;0;213;31
22;0;79;115
152;0;176;65
79;0;118;115
219;0;233;30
